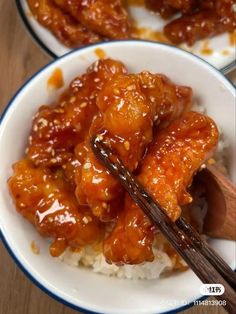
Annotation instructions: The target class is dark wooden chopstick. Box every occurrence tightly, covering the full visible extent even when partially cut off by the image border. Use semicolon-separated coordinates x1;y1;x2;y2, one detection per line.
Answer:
177;217;236;290
91;136;236;314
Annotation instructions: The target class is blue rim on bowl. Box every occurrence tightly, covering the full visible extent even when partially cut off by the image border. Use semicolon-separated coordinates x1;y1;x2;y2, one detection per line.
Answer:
15;0;236;74
0;40;235;314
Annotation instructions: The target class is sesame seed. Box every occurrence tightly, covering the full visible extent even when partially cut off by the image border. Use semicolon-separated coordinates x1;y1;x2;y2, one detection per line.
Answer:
102;202;108;209
150;96;156;102
82;216;89;224
113;88;120;95
51;158;57;163
54;108;64;113
48;217;53;222
25;148;29;154
46;147;52;153
200;163;206;170
80;102;87;108
38;118;48;127
96;134;103;141
61;101;66;107
43;175;47;181
31;241;40;255
33;125;38;132
124;141;130;151
70;96;76;103
127;84;136;91
94;78;100;82
83;162;91;169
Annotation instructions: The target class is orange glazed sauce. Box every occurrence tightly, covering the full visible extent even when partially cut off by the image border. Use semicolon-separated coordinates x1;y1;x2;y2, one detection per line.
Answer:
127;0;145;6
229;32;236;47
47;68;64;90
94;48;106;59
200;41;213;56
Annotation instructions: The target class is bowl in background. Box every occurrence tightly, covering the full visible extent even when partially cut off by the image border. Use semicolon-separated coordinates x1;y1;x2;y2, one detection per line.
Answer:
0;41;235;314
16;0;236;73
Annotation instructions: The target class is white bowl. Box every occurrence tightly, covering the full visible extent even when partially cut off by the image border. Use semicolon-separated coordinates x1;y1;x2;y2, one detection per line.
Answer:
16;0;236;73
0;41;235;314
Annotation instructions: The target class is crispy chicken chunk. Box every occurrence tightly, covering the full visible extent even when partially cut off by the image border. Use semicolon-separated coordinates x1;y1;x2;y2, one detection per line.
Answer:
104;111;219;264
52;0;130;39
8;159;102;257
165;0;197;13
164;0;236;45
26;59;127;168
27;0;101;47
76;73;192;221
145;0;177;18
76;74;153;221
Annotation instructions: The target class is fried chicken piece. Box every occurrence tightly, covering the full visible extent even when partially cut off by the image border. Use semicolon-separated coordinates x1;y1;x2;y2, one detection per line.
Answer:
138;71;192;128
104;111;219;264
145;0;177;18
8;159;102;257
198;0;216;10
52;0;130;39
27;0;101;47
76;73;192;221
164;0;236;45
76;75;153;221
27;59;127;168
165;0;197;13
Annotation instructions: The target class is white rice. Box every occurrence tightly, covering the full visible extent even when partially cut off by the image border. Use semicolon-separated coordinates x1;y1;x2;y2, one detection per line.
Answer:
60;102;228;280
61;246;173;280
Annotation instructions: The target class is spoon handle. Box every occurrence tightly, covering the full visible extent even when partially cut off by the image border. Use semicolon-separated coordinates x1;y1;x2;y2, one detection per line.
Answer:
202;164;236;240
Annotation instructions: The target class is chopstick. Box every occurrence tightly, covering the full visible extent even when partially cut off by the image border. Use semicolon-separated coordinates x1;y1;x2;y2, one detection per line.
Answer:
91;136;236;314
177;217;236;291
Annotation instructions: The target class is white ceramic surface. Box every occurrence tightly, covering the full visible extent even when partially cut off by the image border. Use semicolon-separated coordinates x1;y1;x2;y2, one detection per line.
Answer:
0;41;235;314
17;0;236;72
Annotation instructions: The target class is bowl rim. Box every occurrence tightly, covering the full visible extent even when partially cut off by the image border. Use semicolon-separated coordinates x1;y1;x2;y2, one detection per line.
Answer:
0;40;235;314
15;0;236;75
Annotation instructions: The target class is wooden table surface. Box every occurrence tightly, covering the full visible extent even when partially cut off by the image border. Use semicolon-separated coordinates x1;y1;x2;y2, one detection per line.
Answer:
0;2;235;314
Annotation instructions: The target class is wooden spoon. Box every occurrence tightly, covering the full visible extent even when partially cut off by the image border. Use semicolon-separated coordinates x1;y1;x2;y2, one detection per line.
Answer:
196;163;236;240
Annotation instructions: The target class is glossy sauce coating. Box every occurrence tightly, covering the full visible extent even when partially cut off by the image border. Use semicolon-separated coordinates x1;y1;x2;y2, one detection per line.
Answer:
8;160;102;257
76;74;153;221
104;111;219;264
8;59;219;264
76;73;192;221
27;0;101;47
165;0;197;13
52;0;130;39
164;0;236;45
145;0;177;18
27;59;127;167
